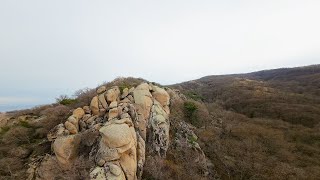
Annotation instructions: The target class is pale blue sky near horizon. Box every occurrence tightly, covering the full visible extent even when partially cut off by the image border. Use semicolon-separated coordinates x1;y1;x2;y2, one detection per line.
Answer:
0;0;320;112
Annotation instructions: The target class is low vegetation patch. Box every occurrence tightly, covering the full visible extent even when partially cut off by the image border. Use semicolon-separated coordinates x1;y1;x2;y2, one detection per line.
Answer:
56;95;78;105
183;101;198;126
185;91;203;101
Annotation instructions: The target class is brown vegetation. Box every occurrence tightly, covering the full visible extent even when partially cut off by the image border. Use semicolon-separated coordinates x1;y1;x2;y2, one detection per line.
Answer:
1;66;319;180
170;65;320;179
0;104;71;179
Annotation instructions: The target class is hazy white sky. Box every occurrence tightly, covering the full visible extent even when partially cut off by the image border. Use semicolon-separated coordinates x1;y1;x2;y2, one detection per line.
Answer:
0;0;319;111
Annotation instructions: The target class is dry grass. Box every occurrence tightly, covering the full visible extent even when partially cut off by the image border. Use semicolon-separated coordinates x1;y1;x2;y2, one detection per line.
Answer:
197;103;320;179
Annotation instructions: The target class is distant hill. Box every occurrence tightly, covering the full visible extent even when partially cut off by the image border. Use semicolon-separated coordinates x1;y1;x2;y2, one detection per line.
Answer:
171;64;320;127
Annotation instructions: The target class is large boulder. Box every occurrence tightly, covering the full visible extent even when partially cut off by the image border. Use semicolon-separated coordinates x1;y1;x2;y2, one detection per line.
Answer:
72;108;85;120
67;115;79;126
97;118;138;180
105;86;120;103
151;86;170;107
96;86;107;94
108;108;119;120
90;96;99;115
133;83;153;139
119;147;137;180
83;106;91;114
64;121;78;134
99;123;133;148
53;135;81;168
98;93;108;109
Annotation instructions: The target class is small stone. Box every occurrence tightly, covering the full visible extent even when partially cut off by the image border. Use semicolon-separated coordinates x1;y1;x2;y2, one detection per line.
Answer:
120;98;131;103
123;107;129;113
97;159;106;167
67;115;78;126
72;108;85;120
127;95;134;102
83;106;91;114
93;123;102;131
108;108;119;120
79;120;87;131
109;164;122;176
65;121;78;134
90;167;106;180
120;113;130;119
82;114;91;122
99;108;107;117
86;116;97;124
109;101;118;109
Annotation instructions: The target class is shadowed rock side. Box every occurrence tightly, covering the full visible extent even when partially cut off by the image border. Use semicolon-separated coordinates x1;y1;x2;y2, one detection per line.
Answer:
28;83;171;180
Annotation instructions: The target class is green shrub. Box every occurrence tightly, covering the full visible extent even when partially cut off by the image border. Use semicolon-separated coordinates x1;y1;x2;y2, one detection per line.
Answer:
59;98;77;105
187;134;198;146
56;95;77;105
0;126;10;135
119;84;131;94
185;91;203;101
184;101;198;126
19;121;33;128
184;101;197;116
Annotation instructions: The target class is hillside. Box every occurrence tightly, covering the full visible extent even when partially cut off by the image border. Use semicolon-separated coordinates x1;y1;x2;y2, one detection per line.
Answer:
0;65;319;180
172;65;320;127
170;65;320;179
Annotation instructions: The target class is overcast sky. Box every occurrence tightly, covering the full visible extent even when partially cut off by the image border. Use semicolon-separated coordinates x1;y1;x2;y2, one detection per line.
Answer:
0;0;319;111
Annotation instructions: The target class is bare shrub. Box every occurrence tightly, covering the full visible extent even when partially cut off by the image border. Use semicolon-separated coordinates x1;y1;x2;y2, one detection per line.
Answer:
0;157;25;179
73;88;96;107
38;105;71;132
1;126;34;145
34;155;93;180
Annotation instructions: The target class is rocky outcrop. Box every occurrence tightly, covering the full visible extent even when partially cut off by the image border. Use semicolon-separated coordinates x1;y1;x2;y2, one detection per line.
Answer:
53;134;81;167
174;121;220;179
33;83;171;180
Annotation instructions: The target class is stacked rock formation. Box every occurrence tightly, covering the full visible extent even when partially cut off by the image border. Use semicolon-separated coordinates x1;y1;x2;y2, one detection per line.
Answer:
47;83;170;180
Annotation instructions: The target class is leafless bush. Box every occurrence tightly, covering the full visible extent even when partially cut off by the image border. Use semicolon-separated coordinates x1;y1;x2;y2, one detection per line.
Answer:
38;105;71;132
0;157;25;179
73;88;96;107
1;126;34;145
